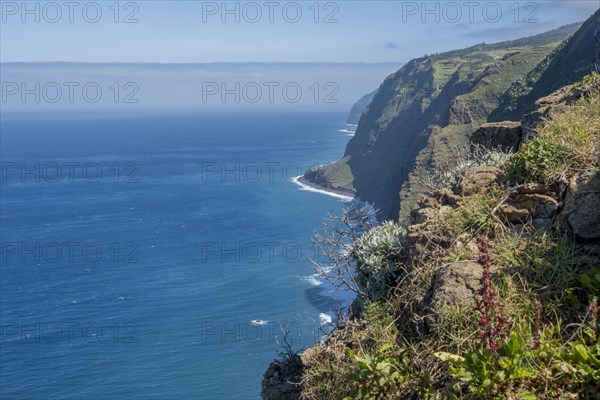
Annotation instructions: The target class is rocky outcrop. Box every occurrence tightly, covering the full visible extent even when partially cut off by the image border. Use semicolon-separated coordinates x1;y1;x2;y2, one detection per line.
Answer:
428;261;483;319
500;193;560;229
474;76;599;152
407;123;597;240
470;122;522;152
300;160;355;197
448;97;489;125
454;166;502;196
521;79;600;141
561;171;600;240
262;355;304;400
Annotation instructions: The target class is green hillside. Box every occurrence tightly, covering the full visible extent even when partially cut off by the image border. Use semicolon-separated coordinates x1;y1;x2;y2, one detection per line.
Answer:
304;21;583;220
490;9;600;122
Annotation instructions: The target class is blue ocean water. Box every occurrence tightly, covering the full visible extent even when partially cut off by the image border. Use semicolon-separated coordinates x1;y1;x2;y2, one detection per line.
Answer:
0;110;352;400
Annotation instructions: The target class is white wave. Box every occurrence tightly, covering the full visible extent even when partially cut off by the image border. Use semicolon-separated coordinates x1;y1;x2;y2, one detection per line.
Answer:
251;319;268;326
292;176;354;202
319;313;333;325
300;274;323;286
338;129;355;134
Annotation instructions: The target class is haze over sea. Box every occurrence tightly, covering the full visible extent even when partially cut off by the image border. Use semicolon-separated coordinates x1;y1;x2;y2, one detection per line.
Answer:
0;110;351;400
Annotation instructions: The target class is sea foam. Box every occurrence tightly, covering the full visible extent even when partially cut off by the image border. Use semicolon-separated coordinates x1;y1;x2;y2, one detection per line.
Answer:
292;176;354;202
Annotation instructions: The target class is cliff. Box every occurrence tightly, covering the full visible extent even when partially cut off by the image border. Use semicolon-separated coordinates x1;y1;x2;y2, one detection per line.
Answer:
265;10;600;399
490;9;600;122
347;90;378;125
264;73;600;400
301;20;588;220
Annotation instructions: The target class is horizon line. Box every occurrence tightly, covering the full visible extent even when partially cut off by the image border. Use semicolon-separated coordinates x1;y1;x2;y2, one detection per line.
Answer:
1;61;404;65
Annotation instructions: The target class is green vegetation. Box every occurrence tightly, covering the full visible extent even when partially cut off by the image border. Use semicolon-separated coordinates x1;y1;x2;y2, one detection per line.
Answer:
303;156;355;194
342;304;408;400
323;157;355;189
397;41;566;222
507;138;563;182
347;90;378;125
353;221;407;300
581;266;600;302
507;80;600;183
441;189;505;236
328;19;583;221
490;9;600;122
437;324;600;399
296;79;600;400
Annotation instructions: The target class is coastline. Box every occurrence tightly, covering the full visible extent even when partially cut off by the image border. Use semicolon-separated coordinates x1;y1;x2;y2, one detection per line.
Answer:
339;124;357;135
292;175;354;202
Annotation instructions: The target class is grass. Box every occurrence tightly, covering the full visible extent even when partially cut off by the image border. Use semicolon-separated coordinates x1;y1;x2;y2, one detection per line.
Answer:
310;156;354;190
441;188;506;237
302;302;404;400
303;225;598;399
507;79;600;183
432;59;460;87
298;77;600;400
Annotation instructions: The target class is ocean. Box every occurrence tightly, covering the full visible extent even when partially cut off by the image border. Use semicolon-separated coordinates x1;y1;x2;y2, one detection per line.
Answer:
0;110;353;399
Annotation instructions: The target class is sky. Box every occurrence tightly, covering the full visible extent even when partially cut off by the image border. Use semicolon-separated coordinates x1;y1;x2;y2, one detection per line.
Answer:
1;0;599;63
0;62;403;109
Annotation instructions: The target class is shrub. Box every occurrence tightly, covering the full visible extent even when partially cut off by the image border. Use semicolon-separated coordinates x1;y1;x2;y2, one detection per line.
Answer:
312;203;379;299
582;71;600;86
507;138;562;182
424;144;512;191
344;344;408;400
508;138;561;181
353;221;407;300
580;266;600;302
507;85;600;183
436;322;600;399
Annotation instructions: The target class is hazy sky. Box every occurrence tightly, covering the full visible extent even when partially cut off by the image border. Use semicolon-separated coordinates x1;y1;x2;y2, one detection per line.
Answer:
0;62;403;109
1;0;598;63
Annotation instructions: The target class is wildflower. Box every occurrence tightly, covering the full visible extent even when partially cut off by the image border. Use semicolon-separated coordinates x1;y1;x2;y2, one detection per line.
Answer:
475;235;508;351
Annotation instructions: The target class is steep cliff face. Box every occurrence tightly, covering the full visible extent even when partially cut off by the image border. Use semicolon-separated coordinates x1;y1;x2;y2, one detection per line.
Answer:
490;8;600;122
344;24;580;220
302;22;584;220
346;90;378;125
344;57;442;219
397;42;569;220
